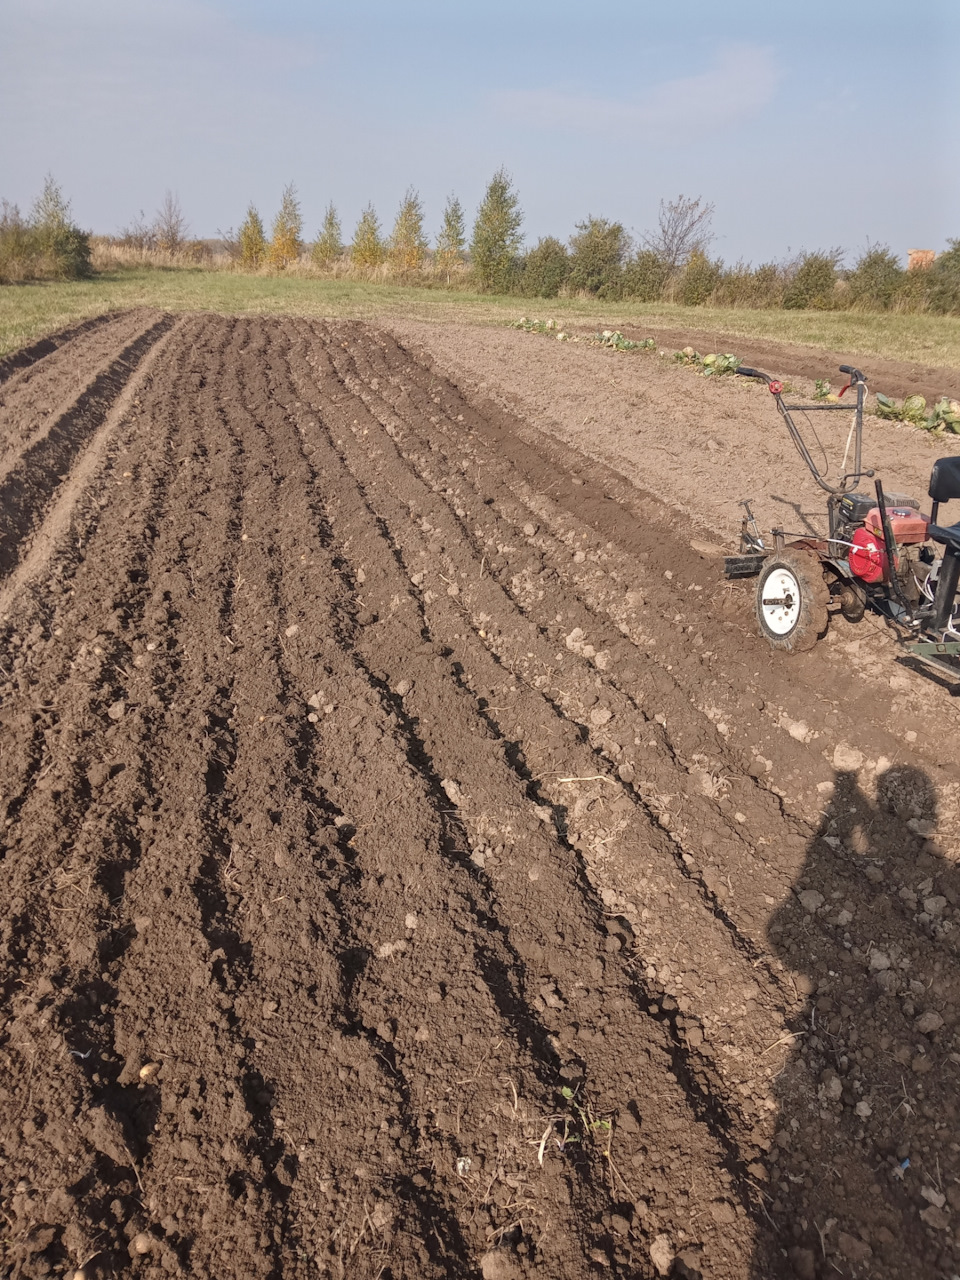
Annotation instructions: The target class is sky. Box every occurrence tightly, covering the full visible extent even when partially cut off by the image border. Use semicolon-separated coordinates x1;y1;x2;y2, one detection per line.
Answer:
2;0;958;265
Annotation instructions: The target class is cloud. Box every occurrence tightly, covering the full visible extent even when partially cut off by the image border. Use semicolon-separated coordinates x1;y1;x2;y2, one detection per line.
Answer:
493;44;780;136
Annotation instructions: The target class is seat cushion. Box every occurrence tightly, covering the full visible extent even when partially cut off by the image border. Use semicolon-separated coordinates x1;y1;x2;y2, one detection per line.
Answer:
928;521;960;554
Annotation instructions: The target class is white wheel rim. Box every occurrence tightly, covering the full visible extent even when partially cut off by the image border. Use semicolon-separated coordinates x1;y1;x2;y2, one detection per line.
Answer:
760;567;802;636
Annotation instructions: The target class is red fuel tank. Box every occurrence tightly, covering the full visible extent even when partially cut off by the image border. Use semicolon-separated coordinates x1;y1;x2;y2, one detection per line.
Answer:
864;507;930;545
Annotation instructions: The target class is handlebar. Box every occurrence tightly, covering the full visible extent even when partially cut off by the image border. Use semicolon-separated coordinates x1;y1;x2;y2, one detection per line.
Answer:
736;361;867;498
738;363;867;388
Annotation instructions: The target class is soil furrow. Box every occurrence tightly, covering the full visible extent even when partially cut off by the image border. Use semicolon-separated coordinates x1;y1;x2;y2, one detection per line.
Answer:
3;313;958;1280
307;326;794;1094
0;320;202;967
0;325;211;1275
215;318;468;1278
336;326;802;935
285;321;759;1277
259;318;632;1275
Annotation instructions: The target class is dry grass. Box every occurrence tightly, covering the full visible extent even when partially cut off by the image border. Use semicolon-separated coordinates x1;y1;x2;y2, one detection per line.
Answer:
89;240;227;272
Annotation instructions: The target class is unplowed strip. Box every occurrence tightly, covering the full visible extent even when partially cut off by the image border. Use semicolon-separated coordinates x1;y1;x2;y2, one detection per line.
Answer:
0;313;174;578
0;310;165;469
0;311;136;386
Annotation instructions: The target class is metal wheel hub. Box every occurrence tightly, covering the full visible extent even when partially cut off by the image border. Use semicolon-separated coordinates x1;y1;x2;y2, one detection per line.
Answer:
760;568;802;635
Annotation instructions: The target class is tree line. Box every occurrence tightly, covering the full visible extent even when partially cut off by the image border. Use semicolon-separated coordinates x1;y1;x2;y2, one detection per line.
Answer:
222;176;960;315
3;172;960;316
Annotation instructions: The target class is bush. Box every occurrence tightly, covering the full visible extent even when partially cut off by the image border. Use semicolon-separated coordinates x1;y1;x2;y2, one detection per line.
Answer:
678;249;722;305
0;202;32;282
567;217;630;296
471;168;523;293
846;245;906;311
927;240;960;315
713;261;785;309
0;177;91;283
620;250;670;302
748;262;788;308
520;237;570;298
783;251;840;310
118;209;156;252
31;176;92;279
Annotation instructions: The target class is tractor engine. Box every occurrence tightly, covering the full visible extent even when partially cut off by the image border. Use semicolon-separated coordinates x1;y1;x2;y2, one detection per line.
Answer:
847;503;931;603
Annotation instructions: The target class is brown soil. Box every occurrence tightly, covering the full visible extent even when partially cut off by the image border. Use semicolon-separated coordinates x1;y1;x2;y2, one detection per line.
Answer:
1;315;959;1280
391;322;960;553
615;323;960;406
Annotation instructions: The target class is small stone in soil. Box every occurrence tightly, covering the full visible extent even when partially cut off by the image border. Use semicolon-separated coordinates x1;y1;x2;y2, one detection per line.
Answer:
649;1235;674;1276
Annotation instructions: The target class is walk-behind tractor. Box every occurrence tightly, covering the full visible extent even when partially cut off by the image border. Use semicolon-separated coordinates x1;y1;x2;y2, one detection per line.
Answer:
724;364;960;681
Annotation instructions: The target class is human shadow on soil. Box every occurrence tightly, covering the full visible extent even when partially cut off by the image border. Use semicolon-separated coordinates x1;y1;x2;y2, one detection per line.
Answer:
767;494;825;539
757;764;960;1280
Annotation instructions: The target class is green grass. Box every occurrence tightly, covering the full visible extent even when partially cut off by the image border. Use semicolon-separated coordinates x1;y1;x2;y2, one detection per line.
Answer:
3;266;960;368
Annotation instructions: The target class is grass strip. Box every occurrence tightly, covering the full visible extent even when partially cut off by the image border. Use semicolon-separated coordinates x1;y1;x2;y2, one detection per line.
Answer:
2;267;959;367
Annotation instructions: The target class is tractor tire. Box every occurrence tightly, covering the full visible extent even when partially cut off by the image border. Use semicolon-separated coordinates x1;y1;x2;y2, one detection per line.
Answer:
755;548;830;652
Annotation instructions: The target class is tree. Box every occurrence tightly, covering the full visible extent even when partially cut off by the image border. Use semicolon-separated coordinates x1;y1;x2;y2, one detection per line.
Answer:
388;187;427;274
435;194;466;278
0;201;29;284
32;175;73;232
642;194;715;269
350;204;385;269
267;183;303;269
470;168;523;293
153;190;188;253
311;202;343;269
567;217;630;296
30;174;91;279
238;204;267;270
520;237;570;298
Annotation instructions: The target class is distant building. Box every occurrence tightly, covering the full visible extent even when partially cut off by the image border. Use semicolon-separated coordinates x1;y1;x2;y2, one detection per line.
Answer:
908;249;935;271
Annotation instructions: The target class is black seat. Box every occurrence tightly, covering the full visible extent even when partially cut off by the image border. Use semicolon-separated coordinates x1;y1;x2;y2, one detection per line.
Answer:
928;522;960;554
929;456;960;504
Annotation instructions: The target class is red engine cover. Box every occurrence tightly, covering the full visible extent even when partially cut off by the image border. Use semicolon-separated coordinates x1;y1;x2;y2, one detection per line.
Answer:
849;527;887;583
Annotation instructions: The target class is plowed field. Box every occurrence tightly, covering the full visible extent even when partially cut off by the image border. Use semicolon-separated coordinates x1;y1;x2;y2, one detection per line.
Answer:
2;313;960;1280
